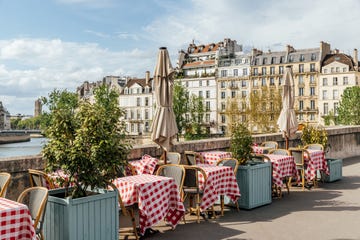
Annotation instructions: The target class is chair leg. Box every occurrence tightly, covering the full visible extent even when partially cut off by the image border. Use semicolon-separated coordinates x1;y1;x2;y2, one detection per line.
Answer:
301;169;305;191
129;208;139;240
220;195;224;216
196;194;200;223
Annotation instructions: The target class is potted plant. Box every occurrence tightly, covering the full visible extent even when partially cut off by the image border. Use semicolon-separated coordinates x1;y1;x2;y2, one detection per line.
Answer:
228;123;272;209
300;124;342;182
42;85;132;240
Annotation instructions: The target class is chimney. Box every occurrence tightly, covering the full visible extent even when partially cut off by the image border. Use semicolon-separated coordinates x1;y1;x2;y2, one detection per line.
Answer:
145;71;150;85
320;41;331;62
354;49;358;69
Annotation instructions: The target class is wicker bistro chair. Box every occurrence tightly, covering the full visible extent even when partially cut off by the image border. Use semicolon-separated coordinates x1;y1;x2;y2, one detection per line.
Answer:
216;158;240;215
182;165;215;223
269;149;291;156
109;183;139;240
0;172;11;198
156;164;185;200
166;152;182;165
261;141;279;150
17;187;48;240
288;148;310;191
184;151;204;165
28;169;55;189
304;143;324;151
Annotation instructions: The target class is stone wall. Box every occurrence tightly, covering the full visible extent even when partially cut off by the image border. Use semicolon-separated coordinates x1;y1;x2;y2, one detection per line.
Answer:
1;125;359;200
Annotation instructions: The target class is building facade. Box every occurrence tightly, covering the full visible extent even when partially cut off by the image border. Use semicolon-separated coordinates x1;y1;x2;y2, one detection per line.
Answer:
0;101;11;130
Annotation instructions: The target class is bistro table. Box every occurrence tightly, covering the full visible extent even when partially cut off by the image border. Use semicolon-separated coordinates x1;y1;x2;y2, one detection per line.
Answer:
0;197;36;240
196;164;240;212
263;154;297;189
128;154;159;175
112;174;185;236
252;145;272;154
304;149;329;182
199;151;232;165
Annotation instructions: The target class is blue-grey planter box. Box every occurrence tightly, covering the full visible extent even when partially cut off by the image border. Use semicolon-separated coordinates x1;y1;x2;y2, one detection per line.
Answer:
323;158;343;182
44;188;118;240
220;161;272;209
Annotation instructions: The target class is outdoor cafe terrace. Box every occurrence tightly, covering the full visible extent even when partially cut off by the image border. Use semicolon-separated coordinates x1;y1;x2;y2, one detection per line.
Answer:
0;125;359;239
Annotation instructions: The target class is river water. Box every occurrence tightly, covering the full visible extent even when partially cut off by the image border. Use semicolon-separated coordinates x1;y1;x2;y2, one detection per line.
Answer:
0;137;46;158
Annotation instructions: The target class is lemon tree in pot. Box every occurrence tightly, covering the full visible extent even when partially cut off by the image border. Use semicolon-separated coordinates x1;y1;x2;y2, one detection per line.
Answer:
42;85;131;240
229;122;272;209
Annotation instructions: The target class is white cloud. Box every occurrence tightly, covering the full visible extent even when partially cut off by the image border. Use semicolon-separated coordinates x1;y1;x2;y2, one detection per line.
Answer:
84;30;110;38
0;38;156;115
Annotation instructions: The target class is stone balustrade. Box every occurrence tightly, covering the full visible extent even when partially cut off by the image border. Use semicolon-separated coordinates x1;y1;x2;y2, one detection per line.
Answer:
1;125;359;200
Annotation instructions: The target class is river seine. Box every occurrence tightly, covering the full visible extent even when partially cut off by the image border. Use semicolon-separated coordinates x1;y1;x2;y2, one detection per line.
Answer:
0;137;46;158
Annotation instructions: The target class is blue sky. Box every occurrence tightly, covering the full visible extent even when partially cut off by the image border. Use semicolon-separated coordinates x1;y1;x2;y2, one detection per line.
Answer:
1;0;360;115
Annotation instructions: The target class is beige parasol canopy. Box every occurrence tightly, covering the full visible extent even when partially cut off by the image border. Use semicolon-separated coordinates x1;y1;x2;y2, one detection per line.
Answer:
150;47;178;156
277;66;298;149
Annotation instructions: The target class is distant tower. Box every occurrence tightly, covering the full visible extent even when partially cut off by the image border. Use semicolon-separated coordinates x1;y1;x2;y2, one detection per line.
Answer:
34;99;42;117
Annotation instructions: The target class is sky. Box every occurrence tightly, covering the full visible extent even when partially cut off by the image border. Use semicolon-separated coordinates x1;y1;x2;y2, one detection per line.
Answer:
1;0;360;115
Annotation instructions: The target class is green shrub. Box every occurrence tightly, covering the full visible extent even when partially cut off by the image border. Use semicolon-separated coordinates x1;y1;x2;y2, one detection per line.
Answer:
229;122;253;165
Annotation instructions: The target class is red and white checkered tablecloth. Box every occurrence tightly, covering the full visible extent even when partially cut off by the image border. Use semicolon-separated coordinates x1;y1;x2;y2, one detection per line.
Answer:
0;197;36;240
112;174;185;235
199;151;232;165
263;154;297;187
129;155;159;175
304;149;329;181
197;164;240;212
252;146;272;154
48;169;74;188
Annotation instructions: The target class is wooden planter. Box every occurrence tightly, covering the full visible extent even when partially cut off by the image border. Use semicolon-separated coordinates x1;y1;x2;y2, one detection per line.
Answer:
221;161;272;209
44;188;118;240
323;158;343;182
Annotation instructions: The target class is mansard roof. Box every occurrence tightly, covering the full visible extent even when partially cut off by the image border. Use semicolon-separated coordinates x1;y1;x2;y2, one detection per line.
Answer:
322;53;356;70
182;60;216;69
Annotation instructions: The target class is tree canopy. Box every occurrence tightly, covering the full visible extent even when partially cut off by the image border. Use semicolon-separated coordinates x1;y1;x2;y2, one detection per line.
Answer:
337;86;360;125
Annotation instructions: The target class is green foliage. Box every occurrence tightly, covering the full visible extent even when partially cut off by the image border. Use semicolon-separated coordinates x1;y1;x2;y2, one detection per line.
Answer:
300;124;328;150
338;86;360;125
229;122;253;165
185;94;206;139
42;86;131;198
173;81;189;137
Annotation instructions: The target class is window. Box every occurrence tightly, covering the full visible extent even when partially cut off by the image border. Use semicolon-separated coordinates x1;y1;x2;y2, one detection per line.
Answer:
206;101;210;111
221;102;225;111
243;68;248;76
145;97;149;106
299;113;304;121
300;54;305;62
198;91;203;98
205;114;210;123
334;102;339;115
241;80;247;87
279;66;284;74
323;78;328;86
279;77;283;85
271;57;276;64
323;103;328;115
253;68;258;76
145;109;149;119
323;69;328;74
233;69;238;76
261;67;266;75
310;87;315;96
230;80;236;88
343;67;347;72
270;77;275;86
299;87;304;96
125;88;128;94
299;64;304;73
263;58;267;65
206;90;210;98
185;81;189;87
333;77;338;85
310;100;315;110
333;90;339;99
221;91;226;99
310;113;315;120
310;75;315;84
205;80;209;86
299;100;304;110
331;67;334;73
311;53;316;60
323;90;328;99
261;77;266;86
336;67;340;72
280;56;285;63
221;70;227;77
136;97;141;106
221;115;226;123
253;79;258;87
242;91;247;98
199;80;202;87
299;76;304;85
270;67;275;75
221;81;226;88
288;55;294;62
343;76;349;85
137;110;141;119
231;91;236;98
310;63;315;72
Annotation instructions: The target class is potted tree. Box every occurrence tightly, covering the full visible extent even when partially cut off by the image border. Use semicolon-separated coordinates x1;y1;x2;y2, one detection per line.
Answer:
42;85;132;240
301;124;342;182
229;123;272;209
